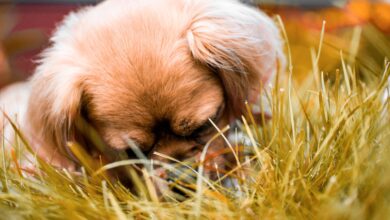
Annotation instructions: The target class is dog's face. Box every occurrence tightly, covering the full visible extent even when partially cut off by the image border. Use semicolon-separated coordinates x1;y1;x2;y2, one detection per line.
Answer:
26;0;284;178
84;52;226;161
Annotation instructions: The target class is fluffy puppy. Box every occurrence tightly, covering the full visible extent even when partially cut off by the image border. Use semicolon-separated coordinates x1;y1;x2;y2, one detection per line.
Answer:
0;0;284;182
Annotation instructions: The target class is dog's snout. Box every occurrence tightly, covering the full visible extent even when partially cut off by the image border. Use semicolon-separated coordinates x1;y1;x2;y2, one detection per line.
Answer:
149;144;201;163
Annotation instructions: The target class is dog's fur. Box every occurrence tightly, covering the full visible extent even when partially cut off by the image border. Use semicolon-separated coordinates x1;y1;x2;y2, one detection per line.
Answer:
0;0;284;178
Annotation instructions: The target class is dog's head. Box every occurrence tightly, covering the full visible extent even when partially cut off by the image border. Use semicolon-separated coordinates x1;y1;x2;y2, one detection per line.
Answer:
27;0;284;179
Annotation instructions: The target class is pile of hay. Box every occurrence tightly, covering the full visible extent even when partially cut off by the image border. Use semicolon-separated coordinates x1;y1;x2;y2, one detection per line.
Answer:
0;21;389;219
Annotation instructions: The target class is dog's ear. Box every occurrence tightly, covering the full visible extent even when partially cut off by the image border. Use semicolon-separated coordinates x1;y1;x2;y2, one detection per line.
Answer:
27;57;85;164
26;11;87;166
186;0;285;116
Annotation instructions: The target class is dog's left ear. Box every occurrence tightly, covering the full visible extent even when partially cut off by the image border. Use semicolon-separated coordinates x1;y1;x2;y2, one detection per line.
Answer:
186;0;285;116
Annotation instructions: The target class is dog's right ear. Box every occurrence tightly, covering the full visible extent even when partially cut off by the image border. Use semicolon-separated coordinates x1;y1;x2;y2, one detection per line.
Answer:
26;11;88;168
185;0;285;117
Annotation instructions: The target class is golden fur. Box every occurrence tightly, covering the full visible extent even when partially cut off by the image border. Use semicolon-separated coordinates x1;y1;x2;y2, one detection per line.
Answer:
0;0;284;180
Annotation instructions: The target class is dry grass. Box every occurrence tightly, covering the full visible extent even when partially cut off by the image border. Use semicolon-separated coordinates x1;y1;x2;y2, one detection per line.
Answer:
1;22;390;219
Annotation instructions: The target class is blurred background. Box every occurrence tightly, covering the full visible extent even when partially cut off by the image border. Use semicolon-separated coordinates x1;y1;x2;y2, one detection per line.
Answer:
0;0;389;88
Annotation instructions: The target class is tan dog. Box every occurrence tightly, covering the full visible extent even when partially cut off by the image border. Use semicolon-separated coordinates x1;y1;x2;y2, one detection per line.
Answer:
0;0;284;183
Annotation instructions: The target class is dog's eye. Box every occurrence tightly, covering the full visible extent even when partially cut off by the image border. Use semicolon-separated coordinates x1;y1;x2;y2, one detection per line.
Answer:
191;103;225;138
125;148;137;158
192;121;213;137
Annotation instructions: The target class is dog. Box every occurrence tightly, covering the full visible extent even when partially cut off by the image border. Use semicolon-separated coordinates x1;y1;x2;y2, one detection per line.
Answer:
0;0;284;186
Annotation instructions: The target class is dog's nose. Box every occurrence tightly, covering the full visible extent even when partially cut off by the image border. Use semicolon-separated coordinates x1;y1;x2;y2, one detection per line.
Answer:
153;165;197;199
147;163;198;199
